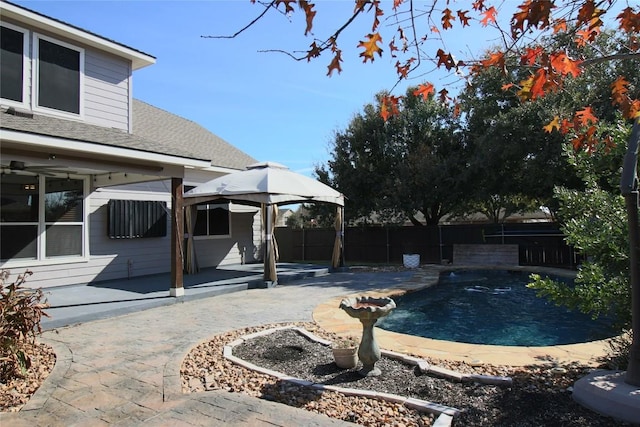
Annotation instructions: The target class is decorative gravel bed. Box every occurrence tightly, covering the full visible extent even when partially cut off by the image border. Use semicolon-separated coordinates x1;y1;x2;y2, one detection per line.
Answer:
0;342;56;412
182;322;623;426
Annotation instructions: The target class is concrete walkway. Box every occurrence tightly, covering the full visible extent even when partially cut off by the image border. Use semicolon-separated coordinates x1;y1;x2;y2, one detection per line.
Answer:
1;266;412;426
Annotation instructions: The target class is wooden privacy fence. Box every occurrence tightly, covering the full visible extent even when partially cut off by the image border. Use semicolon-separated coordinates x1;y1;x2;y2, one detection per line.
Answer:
275;222;581;269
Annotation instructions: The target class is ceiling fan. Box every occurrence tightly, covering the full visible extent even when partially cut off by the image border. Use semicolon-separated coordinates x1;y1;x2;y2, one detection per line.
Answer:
1;160;73;176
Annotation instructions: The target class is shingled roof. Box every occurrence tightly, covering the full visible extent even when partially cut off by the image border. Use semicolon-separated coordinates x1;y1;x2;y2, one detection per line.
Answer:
0;100;257;170
132;99;256;170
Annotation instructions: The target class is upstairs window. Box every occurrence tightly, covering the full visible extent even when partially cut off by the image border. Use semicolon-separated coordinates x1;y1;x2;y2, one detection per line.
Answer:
34;34;83;115
0;23;28;106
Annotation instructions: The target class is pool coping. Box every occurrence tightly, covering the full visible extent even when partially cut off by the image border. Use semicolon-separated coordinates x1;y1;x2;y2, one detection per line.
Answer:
313;264;612;367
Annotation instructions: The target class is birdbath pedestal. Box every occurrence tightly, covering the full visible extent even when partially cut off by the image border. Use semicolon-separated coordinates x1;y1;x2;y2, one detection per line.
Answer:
339;296;396;377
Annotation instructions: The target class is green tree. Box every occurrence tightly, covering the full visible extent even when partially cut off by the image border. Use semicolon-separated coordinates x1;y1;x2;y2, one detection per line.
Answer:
458;60;577;222
316;87;467;226
392;90;468;225
314;96;398;224
529;121;634;328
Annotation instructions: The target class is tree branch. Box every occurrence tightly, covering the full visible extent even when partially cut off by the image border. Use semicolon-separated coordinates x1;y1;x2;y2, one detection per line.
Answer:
201;1;276;39
581;52;640;67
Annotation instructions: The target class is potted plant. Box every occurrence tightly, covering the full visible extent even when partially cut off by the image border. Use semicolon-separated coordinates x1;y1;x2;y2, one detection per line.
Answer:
331;336;359;369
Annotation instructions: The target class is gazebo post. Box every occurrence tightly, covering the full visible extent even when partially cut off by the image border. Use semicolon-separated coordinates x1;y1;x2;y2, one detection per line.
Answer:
331;205;345;270
170;177;184;297
263;203;277;287
341;206;346;268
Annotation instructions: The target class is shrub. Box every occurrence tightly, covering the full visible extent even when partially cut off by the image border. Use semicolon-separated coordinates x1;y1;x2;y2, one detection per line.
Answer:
0;270;49;381
599;329;632;371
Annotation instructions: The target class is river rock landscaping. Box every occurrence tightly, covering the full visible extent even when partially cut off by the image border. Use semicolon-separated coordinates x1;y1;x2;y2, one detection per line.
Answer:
181;322;624;426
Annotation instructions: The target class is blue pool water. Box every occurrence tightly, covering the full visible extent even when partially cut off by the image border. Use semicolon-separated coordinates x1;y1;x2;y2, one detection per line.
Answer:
377;270;618;346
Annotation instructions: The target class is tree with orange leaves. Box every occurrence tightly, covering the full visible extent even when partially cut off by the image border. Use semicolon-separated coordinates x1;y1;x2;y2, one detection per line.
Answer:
212;0;639;148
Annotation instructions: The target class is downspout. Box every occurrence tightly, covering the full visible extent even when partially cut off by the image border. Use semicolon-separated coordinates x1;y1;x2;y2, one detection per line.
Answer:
621;118;640;386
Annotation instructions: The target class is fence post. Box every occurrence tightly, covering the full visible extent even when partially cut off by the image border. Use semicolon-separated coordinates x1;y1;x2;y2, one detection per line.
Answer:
438;225;443;263
386;226;390;264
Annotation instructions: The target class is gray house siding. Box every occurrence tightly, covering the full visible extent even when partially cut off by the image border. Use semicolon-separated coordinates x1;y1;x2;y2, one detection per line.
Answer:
84;49;130;130
1;3;263;290
194;212;259;267
87;187;172;283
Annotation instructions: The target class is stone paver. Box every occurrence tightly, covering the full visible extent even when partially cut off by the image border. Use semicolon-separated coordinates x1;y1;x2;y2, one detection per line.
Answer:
1;270;403;426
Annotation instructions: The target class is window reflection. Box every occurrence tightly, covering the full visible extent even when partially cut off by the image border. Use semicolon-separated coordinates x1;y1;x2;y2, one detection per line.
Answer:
0;173;39;222
45;177;83;222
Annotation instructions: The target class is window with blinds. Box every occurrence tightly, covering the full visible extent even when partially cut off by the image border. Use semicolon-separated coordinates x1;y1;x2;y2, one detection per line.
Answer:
107;200;167;238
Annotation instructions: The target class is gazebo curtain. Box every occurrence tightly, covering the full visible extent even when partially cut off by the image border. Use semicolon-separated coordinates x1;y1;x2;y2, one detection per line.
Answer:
185;205;199;274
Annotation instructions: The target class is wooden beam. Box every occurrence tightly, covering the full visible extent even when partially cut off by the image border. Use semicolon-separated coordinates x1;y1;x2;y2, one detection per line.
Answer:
170;177;184;297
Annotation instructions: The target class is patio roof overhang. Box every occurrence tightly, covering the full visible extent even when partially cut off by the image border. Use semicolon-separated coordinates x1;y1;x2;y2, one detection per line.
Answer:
0;128;212;186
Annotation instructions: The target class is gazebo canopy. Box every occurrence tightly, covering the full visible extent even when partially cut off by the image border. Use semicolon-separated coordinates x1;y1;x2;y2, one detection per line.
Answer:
183;161;344;207
183;162;345;285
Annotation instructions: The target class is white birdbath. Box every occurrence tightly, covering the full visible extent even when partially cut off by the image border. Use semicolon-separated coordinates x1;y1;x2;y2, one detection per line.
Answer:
339;296;396;377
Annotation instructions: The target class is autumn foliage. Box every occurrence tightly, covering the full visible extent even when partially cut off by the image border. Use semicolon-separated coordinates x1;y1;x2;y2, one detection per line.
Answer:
243;0;639;150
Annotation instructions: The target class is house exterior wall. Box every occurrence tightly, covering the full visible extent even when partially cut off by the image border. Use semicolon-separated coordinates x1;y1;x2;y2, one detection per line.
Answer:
87;187;171;284
194;212;258;267
13;182;259;289
1;5;260;290
84;49;131;131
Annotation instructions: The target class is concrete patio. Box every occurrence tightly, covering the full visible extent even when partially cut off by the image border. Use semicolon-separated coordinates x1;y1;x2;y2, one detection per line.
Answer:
40;262;329;330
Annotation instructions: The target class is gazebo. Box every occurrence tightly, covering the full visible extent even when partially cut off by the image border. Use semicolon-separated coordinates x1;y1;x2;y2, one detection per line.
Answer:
183;162;345;286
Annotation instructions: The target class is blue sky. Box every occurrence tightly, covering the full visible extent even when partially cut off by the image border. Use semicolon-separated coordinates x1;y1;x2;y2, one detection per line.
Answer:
12;1;628;176
12;0;494;175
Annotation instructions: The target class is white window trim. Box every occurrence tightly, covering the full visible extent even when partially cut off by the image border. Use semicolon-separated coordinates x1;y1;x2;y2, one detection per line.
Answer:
32;32;85;119
0;22;30;110
0;174;90;267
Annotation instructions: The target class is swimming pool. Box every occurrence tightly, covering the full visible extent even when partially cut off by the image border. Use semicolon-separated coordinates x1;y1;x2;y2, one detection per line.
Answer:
377;269;618;346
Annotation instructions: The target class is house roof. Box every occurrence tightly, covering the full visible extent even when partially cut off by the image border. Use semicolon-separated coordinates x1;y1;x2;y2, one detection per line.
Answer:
133;99;257;171
1;101;257;170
